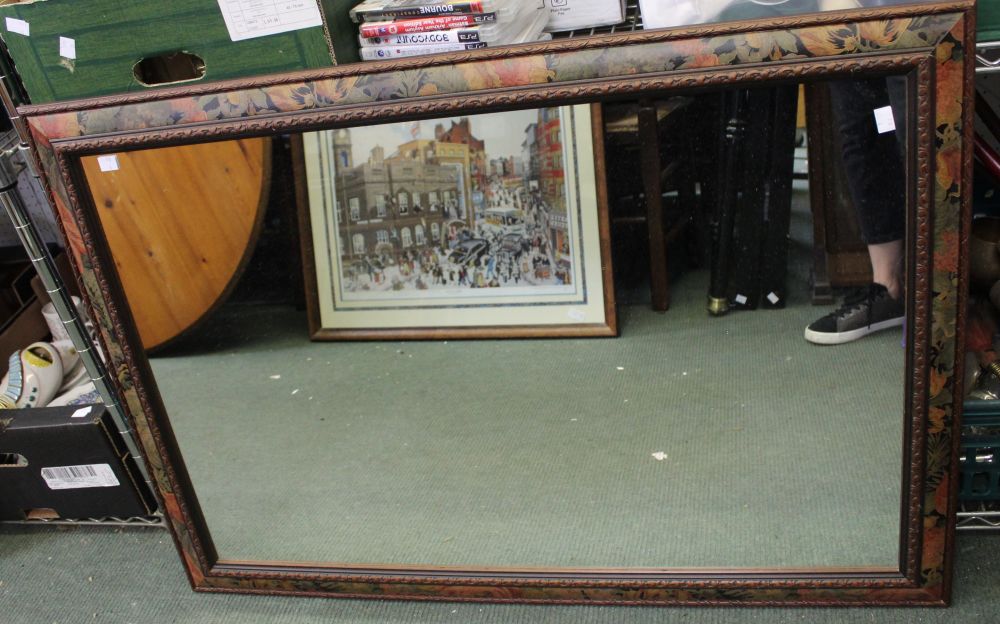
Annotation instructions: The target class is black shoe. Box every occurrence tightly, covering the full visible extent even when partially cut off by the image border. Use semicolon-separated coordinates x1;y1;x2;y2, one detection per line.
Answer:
804;284;904;345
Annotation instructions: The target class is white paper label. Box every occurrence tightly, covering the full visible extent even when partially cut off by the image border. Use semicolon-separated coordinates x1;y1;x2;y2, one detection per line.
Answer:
97;155;119;172
5;18;29;36
59;36;76;59
567;309;586;322
734;294;748;305
216;0;322;42
767;292;780;304
70;406;92;419
873;106;896;134
41;463;119;490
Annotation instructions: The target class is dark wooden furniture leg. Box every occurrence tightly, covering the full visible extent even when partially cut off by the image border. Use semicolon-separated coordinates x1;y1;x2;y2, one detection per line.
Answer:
758;85;799;308
707;90;746;315
639;99;669;311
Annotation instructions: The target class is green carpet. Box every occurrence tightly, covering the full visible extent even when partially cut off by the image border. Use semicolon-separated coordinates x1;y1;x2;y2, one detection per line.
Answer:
147;262;904;569
1;524;998;623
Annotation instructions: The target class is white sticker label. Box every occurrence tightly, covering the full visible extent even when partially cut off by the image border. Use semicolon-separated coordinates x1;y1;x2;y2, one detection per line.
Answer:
767;292;780;304
41;463;119;490
567;309;586;322
97;154;119;172
70;406;92;419
734;294;748;305
59;36;76;59
873;106;896;134
5;18;29;36
216;0;322;42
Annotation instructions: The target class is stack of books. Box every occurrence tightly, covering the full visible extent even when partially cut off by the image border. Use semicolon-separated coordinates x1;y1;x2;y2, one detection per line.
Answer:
350;1;550;60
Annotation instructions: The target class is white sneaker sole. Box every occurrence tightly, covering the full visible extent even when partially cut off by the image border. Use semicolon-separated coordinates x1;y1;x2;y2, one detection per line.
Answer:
804;316;905;345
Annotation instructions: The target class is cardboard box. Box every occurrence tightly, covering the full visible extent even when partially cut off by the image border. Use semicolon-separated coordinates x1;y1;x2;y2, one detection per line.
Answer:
544;0;626;32
0;405;155;520
0;0;359;104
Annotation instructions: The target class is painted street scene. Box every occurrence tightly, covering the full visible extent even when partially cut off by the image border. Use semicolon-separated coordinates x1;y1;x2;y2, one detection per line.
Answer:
323;108;576;300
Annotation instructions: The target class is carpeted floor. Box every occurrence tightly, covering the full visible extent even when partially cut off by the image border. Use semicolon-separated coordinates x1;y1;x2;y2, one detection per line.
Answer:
132;178;908;570
147;273;904;569
1;523;999;623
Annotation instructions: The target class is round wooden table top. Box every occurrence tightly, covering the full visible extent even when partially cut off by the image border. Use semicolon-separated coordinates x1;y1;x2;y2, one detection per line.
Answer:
82;138;271;351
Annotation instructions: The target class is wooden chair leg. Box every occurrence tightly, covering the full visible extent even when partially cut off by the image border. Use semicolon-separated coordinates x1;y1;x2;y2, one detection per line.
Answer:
639;99;669;311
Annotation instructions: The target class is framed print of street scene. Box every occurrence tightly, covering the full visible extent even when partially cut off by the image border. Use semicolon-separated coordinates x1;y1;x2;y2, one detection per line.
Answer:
299;103;616;340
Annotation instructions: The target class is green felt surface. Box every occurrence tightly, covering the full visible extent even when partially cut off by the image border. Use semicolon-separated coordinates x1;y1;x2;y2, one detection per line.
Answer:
0;0;360;104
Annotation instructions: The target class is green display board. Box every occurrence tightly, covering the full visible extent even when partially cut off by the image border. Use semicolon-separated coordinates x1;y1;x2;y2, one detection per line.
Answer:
0;0;359;104
980;0;1000;43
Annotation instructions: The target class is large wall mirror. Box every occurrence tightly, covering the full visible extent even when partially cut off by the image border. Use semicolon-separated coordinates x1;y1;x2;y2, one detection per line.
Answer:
19;0;972;606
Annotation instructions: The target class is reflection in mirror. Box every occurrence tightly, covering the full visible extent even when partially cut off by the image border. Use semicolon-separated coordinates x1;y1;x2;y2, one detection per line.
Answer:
81;76;909;570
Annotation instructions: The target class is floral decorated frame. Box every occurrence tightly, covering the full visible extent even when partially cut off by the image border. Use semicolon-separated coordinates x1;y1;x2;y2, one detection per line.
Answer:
13;0;974;606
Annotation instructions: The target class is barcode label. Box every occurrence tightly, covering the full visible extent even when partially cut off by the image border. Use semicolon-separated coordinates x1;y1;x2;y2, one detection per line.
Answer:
41;463;119;490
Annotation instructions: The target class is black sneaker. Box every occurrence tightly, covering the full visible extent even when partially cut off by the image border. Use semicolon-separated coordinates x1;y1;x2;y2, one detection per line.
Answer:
804;284;904;345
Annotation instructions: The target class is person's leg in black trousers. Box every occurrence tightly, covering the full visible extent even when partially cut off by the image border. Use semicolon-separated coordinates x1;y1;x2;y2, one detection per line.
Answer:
804;77;907;345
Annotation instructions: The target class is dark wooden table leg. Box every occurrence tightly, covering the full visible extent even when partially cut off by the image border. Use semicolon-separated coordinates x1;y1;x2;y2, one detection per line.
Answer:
707;90;747;315
639;99;669;311
758;84;799;309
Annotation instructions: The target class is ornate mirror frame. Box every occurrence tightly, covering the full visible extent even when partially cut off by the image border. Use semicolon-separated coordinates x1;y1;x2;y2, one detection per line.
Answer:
13;0;974;606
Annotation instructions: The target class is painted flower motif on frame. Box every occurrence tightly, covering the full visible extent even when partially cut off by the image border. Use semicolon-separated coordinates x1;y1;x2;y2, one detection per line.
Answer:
30;114;79;143
921;516;946;578
935;54;965;127
935;230;960;275
732;31;798;64
457;58;556;91
678;53;722;70
164;98;210;125
264;82;341;112
354;69;451;100
796;20;903;57
927;405;947;434
934;474;950;516
929;367;948;399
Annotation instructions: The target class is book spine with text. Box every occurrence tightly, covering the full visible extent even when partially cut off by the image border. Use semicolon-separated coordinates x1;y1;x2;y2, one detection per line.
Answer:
360;41;488;60
353;2;487;22
358;13;496;37
361;28;483;46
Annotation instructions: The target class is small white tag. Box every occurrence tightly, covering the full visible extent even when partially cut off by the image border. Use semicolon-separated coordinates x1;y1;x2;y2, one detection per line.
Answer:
566;309;586;322
41;463;119;490
734;294;748;305
766;292;780;304
5;18;29;36
70;406;92;419
873;106;896;134
59;36;76;59
216;0;322;42
97;155;119;172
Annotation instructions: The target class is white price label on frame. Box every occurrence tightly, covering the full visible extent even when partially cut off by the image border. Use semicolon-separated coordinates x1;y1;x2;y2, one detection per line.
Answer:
96;155;119;172
873;106;896;134
41;463;120;490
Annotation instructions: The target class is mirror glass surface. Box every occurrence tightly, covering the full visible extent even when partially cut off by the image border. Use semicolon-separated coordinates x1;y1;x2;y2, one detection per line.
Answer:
81;76;911;570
